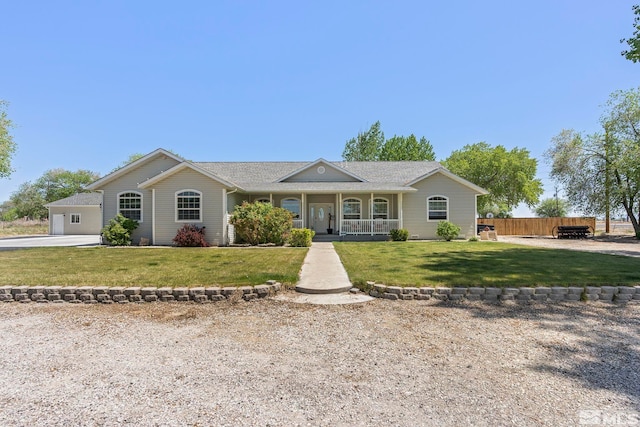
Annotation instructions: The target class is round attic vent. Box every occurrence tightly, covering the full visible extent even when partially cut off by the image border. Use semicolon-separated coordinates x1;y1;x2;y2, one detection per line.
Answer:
317;166;326;174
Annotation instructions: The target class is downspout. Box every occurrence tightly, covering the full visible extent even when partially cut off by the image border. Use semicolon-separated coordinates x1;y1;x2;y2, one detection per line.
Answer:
152;189;156;245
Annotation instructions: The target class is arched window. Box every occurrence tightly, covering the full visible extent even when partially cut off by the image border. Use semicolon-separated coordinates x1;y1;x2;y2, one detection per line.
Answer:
427;196;448;221
176;190;202;222
372;197;389;219
118;191;142;222
343;198;362;220
281;198;301;219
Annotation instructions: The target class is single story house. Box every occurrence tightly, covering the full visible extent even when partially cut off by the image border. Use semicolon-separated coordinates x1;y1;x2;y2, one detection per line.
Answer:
45;192;103;235
78;148;487;245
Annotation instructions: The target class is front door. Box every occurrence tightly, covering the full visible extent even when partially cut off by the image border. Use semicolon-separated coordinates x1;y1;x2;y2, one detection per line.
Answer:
309;203;334;234
52;214;64;235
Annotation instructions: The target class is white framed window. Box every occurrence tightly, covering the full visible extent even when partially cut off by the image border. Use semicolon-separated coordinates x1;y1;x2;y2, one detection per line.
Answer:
281;198;301;218
70;213;81;224
427;196;448;221
372;198;389;219
343;198;362;220
118;191;143;222
176;190;202;222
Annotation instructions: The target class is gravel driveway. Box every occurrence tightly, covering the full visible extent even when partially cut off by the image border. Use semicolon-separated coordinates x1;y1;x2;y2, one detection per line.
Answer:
1;298;639;426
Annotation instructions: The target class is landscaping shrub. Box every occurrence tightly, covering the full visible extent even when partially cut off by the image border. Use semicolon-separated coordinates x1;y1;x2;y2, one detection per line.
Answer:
173;224;210;247
101;214;139;246
389;228;409;241
230;201;293;246
436;220;461;241
289;228;315;247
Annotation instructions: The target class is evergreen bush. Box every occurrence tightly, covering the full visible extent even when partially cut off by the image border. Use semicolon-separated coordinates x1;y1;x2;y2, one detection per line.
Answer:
101;214;139;246
289;228;315;247
230;201;293;246
436;220;461;241
389;228;409;241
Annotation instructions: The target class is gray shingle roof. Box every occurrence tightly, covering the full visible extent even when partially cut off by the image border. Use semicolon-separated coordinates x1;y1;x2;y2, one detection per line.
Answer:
195;160;443;187
44;192;103;207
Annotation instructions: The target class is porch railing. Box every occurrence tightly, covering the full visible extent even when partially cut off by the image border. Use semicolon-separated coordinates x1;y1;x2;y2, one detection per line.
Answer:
340;219;400;235
292;219;304;229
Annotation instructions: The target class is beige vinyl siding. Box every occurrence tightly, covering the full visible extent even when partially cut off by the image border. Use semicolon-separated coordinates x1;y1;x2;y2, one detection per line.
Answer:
100;156;181;244
403;173;478;239
152;169;227;245
48;206;102;235
227;192;244;212
283;165;360;182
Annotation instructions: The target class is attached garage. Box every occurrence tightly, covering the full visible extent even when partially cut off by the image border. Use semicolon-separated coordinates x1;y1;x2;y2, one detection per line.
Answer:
45;192;103;235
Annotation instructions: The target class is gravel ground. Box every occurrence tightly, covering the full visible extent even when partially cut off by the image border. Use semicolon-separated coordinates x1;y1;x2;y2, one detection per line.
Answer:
1;298;639;426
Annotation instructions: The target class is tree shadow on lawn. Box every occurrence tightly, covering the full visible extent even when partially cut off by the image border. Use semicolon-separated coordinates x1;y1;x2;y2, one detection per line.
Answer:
432;301;640;409
418;247;640;286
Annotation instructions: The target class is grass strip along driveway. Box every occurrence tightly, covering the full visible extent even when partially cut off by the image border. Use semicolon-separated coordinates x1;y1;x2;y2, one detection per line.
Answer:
0;247;308;287
334;241;640;287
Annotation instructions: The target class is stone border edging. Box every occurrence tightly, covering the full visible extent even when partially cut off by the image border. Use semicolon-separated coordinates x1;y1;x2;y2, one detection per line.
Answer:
366;282;640;303
0;281;283;304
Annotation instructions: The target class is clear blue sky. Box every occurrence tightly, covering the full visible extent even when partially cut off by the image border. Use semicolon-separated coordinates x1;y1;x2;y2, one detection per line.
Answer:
1;1;637;216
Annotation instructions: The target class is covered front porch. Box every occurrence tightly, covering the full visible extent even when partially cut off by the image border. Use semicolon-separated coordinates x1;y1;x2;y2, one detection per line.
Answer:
242;192;406;236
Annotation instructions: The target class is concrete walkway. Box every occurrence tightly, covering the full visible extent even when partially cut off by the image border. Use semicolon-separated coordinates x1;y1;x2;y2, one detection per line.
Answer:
295;242;354;294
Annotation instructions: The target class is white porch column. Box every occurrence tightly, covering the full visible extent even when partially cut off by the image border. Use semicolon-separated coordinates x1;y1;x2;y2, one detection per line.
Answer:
338;193;342;234
269;193;273;204
399;193;403;229
301;193;306;228
370;192;374;236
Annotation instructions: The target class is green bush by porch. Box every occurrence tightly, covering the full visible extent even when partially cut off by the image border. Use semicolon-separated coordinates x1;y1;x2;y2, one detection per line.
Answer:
333;241;640;287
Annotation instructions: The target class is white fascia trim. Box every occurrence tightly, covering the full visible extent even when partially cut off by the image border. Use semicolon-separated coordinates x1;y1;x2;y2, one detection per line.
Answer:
406;168;489;195
87;148;183;190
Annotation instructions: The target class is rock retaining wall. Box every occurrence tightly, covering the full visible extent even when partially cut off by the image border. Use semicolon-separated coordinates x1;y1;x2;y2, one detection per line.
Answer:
367;283;640;303
0;281;282;304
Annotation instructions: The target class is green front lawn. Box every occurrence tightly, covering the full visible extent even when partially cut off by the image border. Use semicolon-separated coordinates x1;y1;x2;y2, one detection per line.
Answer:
0;247;308;287
334;241;640;287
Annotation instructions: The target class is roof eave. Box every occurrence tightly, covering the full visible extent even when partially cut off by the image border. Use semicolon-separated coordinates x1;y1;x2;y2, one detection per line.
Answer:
137;162;240;189
87;148;183;190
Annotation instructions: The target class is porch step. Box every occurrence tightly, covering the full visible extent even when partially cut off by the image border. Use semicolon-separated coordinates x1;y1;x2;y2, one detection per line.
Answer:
295;242;353;295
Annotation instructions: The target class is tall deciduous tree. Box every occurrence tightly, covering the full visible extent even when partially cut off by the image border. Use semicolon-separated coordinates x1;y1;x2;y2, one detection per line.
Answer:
342;122;435;161
442;142;543;216
535;197;570;218
9;168;100;219
378;135;436;161
35;168;100;202
0;100;17;178
621;5;640;63
548;88;640;235
343;121;385;161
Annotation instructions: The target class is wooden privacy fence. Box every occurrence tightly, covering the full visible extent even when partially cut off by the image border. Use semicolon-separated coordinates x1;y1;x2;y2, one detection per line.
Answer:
477;217;596;236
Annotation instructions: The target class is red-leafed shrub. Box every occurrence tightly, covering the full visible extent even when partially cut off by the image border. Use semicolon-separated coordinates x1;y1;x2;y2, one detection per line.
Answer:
173;224;210;247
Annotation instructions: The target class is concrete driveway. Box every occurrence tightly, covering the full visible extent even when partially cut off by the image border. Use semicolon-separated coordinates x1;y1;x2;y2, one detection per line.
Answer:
0;235;101;250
